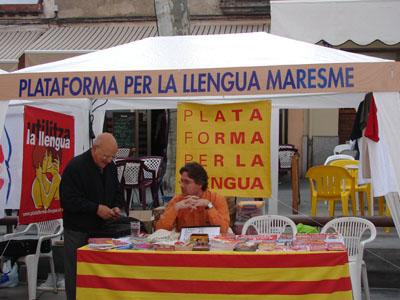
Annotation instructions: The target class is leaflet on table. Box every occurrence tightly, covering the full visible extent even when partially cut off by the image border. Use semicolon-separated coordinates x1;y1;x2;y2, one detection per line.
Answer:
179;226;221;242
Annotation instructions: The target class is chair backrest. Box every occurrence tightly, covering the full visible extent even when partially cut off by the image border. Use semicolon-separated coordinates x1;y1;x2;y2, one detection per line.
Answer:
140;156;163;179
241;215;297;236
305;165;354;198
115;160;126;183
279;144;295;150
122;159;143;186
279;148;298;170
329;159;359;180
116;148;131;159
333;144;352;155
324;154;355;166
14;219;63;243
328;159;358;168
36;219;63;236
321;217;376;260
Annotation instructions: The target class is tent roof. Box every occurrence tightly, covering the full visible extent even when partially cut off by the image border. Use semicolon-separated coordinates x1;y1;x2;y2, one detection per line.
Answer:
15;32;388;74
271;0;400;46
2;32;400;226
0;32;396;109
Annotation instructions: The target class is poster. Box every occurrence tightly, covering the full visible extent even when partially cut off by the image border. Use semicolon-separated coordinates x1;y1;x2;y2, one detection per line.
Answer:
19;106;74;224
176;100;271;198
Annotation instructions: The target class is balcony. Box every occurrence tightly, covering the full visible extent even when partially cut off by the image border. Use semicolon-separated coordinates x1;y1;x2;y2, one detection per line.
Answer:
220;0;270;16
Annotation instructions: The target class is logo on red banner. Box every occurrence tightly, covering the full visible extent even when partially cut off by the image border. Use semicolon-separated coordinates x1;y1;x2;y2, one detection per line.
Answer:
19;106;74;224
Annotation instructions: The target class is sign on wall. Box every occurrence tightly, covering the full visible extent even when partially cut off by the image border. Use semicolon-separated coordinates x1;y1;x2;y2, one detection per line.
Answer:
19;106;75;224
176;100;271;198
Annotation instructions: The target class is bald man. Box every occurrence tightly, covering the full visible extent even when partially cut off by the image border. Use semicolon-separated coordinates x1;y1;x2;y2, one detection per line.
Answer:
60;133;123;300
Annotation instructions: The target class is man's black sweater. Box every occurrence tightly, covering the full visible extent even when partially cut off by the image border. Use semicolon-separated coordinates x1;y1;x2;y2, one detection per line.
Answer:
60;149;123;232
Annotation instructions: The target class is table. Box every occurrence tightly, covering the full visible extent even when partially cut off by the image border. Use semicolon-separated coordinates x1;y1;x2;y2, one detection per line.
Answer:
77;248;352;300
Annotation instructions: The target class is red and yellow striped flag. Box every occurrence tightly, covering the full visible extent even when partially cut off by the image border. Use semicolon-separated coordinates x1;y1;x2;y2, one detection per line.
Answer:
77;248;352;300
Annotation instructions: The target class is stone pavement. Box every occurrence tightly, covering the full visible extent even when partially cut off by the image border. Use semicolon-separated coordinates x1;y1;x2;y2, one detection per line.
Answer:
1;283;399;300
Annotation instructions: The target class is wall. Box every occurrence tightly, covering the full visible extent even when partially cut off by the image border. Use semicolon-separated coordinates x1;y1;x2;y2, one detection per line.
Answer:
309;109;338;136
43;0;57;18
189;0;220;15
56;0;155;18
298;109;340;172
55;0;222;19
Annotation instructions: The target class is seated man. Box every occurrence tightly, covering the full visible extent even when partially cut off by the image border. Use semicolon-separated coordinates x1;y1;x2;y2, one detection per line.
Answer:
156;162;230;233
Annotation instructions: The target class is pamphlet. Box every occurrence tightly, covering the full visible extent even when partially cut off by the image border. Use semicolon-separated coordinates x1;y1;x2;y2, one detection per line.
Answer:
179;226;220;242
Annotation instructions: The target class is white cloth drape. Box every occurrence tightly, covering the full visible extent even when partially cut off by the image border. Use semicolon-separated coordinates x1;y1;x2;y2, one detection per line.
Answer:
374;92;400;237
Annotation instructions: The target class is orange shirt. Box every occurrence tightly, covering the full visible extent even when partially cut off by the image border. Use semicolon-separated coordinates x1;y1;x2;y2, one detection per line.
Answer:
155;190;230;233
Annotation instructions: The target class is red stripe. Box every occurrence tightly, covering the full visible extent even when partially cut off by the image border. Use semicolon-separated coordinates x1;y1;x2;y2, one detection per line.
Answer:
77;275;352;295
78;250;348;268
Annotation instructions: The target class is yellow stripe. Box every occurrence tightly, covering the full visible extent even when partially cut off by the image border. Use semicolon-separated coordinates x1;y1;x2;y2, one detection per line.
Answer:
77;288;352;300
77;262;348;282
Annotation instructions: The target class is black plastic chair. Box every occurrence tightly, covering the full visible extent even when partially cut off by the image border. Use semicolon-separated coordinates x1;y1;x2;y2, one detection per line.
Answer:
139;156;165;208
116;159;154;211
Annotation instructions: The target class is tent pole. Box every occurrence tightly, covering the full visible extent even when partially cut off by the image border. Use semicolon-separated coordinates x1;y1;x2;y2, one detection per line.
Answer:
269;107;279;215
386;192;400;239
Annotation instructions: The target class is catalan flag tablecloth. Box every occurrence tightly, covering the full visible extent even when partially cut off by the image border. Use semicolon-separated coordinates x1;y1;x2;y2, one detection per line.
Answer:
77;248;352;300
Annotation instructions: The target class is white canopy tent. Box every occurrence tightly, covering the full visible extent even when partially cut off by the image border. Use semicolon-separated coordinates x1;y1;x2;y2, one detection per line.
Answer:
270;0;400;45
0;32;400;235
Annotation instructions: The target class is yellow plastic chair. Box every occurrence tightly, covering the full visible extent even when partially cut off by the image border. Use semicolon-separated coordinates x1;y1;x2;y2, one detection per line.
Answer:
329;160;372;216
305;165;355;217
377;196;392;233
378;196;391;216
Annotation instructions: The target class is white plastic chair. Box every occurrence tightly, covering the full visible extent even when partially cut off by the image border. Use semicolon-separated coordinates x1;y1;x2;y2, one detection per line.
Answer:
334;143;353;155
3;219;63;300
324;154;355;166
321;217;376;300
241;215;297;236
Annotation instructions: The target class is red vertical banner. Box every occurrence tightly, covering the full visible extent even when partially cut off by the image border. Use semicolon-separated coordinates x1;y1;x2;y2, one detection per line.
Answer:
19;106;75;224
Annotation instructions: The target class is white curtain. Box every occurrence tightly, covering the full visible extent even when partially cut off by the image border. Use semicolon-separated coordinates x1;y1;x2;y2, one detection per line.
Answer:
0;107;23;211
374;92;400;238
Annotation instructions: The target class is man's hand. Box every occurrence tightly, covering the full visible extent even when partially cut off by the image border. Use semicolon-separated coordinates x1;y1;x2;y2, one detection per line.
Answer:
97;204;120;220
174;198;193;211
174;196;210;211
111;207;121;219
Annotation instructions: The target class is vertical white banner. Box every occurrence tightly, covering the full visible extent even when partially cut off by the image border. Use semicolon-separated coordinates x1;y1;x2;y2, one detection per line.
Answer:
0;107;24;213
